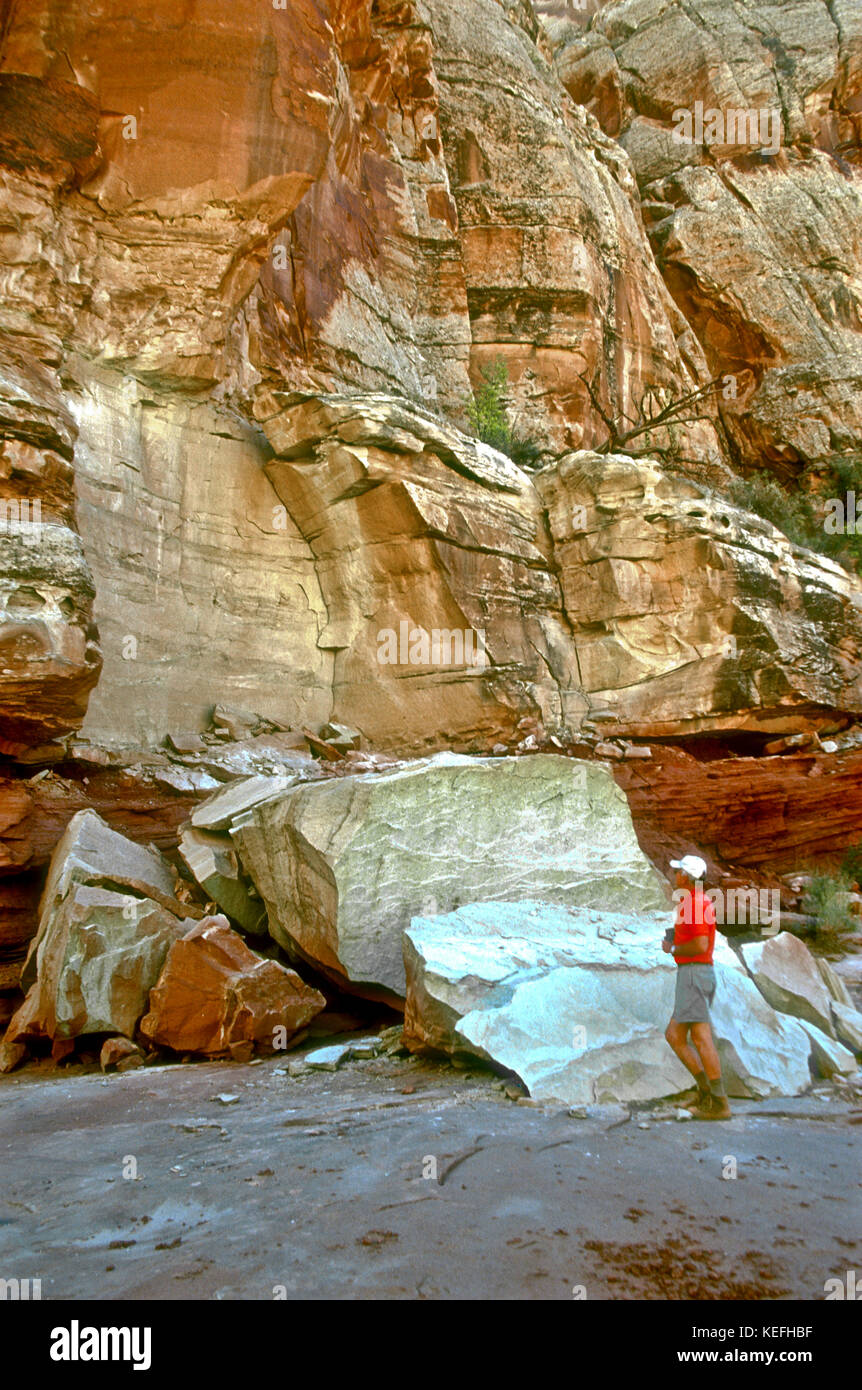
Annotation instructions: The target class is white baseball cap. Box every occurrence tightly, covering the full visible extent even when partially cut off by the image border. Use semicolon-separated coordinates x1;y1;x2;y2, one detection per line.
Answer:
669;854;707;880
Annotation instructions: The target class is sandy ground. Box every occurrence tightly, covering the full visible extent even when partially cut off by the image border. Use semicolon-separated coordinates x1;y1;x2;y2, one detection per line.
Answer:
2;1049;860;1301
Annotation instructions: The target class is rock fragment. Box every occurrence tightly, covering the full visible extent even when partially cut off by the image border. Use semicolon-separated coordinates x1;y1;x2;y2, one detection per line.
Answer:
100;1037;145;1072
9;883;188;1043
178;825;267;935
139;916;325;1058
831;1001;862;1054
22;808;182;992
796;1021;856;1079
740;933;837;1037
190;775;298;832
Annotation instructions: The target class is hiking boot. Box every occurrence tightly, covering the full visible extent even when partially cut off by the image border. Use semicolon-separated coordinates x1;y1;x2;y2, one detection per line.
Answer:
680;1087;710;1110
690;1095;733;1121
677;1087;702;1106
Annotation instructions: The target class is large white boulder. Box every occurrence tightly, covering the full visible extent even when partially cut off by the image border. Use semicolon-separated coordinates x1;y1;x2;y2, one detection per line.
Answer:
233;753;667;997
403;901;818;1103
709;966;822;1099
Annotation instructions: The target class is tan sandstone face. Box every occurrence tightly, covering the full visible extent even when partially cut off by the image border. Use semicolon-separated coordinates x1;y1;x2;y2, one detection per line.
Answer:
0;0;860;758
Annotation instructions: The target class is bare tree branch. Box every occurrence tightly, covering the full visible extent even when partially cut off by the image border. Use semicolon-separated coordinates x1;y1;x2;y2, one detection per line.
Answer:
578;371;725;455
578;369;617;442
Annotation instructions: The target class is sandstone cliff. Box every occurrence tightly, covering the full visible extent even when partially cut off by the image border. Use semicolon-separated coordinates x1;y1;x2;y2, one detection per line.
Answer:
1;0;862;990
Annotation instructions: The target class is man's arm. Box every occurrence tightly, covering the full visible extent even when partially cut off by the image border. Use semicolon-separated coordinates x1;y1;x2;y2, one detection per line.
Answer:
673;935;708;958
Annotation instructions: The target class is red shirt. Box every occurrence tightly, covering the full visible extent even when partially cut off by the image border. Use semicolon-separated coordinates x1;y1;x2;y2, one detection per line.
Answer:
674;888;715;965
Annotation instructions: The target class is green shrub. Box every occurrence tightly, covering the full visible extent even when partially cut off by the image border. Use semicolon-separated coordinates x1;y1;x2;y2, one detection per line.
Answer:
841;841;862;889
824;453;862;494
818;454;862;570
727;471;862;572
507;435;543;470
466;357;542;469
727;474;817;548
801;872;857;935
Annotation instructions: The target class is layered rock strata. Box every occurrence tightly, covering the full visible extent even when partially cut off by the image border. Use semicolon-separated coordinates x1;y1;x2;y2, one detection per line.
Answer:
544;0;862;473
536;450;862;739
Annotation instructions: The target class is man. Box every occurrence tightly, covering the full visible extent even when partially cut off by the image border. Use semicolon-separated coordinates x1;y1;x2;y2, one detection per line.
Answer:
662;854;732;1120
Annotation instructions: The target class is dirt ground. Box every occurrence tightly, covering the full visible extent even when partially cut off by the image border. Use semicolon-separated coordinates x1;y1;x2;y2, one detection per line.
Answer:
2;1048;860;1300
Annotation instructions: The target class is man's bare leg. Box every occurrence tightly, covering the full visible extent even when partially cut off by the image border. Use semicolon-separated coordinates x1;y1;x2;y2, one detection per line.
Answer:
664;1020;706;1076
689;1022;720;1079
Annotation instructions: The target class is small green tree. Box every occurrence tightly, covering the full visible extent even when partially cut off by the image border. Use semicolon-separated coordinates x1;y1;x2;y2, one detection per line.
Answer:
467;358;510;453
466;358;542;469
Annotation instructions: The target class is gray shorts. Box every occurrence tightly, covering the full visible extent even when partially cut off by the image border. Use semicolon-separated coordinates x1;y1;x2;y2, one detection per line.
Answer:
673;964;716;1023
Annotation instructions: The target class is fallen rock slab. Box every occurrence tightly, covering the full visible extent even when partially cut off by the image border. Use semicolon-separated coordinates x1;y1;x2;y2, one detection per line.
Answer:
178;825;267;935
796;1021;857;1078
190;775;299;832
740;933;837;1037
233;753;668;997
211;704;273;741
403;901;817;1103
293;1042;354;1073
22;808;182;991
832;955;862;999
708;966;816;1100
831;1001;862;1054
0;1039;27;1073
816;958;853;1009
320;723;361;753
194;737;321;782
100;1036;145;1072
139;916;326;1057
6;807;196;1044
8;883;188;1042
291;1035;381;1074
